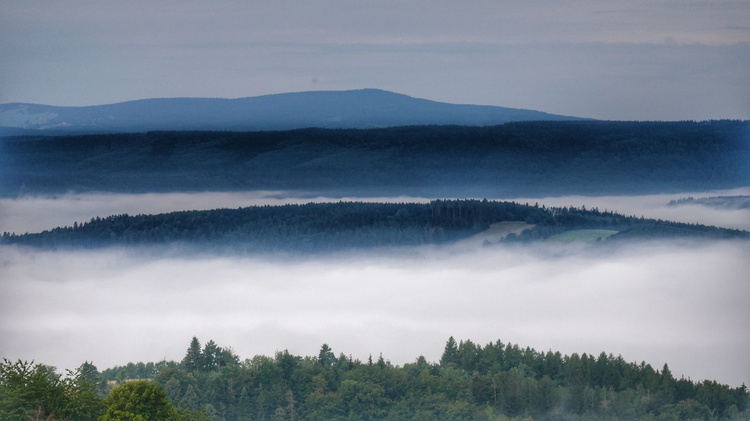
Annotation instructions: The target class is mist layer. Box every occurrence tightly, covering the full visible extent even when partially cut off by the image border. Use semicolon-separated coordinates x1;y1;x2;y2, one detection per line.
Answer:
1;240;747;387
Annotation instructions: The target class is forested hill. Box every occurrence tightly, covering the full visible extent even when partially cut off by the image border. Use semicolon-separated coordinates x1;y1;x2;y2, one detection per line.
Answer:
3;200;747;252
1;120;748;197
5;336;747;420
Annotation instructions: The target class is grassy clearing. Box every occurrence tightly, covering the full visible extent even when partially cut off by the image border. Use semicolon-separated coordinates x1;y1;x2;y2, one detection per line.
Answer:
549;229;618;243
458;221;535;247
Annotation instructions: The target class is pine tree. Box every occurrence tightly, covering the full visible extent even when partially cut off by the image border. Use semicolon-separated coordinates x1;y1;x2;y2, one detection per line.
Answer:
440;336;459;367
182;337;203;372
202;340;220;371
318;344;335;367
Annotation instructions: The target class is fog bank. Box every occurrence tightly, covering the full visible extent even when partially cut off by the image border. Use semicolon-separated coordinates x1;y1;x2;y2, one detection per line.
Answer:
1;240;748;387
0;191;430;235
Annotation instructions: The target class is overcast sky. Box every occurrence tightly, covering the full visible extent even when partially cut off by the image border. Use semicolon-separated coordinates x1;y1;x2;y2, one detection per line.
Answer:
1;0;749;120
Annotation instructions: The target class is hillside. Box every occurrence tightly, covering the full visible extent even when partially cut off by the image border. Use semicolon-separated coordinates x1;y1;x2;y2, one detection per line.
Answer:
1;120;748;197
3;200;746;253
0;89;581;133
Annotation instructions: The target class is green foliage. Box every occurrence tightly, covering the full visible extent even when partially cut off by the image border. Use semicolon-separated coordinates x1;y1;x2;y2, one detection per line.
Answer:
0;359;104;420
65;362;105;420
3;337;748;420
440;336;459;367
100;380;177;420
139;337;747;420
179;337;240;374
0;359;66;420
100;360;178;383
183;337;204;372
548;229;618;242
0;358;206;420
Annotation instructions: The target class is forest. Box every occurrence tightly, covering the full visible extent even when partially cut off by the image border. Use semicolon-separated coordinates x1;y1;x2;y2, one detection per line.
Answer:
2;200;747;252
667;196;750;210
1;120;748;198
1;336;747;420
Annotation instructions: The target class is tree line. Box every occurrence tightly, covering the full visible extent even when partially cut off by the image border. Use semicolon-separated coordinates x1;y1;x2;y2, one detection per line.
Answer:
2;120;748;197
2;337;747;420
2;200;747;252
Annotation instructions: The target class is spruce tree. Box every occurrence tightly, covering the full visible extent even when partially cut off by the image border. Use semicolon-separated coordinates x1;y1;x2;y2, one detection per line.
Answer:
440;336;459;367
182;337;203;372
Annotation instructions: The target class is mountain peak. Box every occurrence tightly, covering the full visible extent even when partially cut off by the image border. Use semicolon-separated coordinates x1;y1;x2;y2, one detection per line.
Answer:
0;89;585;133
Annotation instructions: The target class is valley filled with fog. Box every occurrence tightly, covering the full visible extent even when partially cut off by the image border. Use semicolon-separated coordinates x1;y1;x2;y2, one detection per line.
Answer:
1;189;748;388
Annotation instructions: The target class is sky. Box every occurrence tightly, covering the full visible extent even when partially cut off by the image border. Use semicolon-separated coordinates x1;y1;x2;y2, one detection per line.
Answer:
1;0;749;120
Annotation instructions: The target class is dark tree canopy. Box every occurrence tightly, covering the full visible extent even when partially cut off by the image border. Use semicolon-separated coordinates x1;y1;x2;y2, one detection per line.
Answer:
3;199;746;252
2;120;748;197
182;337;203;372
93;337;749;420
3;337;748;420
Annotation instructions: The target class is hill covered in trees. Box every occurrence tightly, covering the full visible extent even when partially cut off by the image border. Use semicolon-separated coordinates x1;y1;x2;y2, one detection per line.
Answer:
668;195;750;210
2;337;748;420
2;200;747;253
1;120;748;198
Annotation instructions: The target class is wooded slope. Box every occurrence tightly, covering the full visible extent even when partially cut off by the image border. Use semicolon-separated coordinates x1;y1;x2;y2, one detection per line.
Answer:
4;200;746;252
2;120;748;197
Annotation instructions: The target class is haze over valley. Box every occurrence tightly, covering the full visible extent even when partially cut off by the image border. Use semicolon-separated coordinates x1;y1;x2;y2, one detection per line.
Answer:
1;101;748;420
1;189;749;388
2;1;749;418
1;105;749;419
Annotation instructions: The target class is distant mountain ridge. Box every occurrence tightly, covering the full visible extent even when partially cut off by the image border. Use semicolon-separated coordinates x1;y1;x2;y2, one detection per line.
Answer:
0;89;584;133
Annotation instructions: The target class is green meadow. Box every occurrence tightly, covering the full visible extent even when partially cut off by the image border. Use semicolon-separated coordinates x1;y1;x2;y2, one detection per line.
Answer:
549;229;619;243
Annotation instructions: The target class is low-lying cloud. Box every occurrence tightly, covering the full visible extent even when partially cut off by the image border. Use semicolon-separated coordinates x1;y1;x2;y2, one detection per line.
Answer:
1;239;748;387
1;189;747;386
0;191;430;235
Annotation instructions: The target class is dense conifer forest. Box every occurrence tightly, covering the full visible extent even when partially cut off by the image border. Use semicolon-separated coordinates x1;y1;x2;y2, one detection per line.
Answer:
2;120;748;197
2;337;747;420
2;200;747;252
